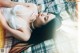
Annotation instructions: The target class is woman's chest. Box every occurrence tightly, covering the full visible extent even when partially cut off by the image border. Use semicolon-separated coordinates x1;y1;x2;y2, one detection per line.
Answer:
20;8;38;22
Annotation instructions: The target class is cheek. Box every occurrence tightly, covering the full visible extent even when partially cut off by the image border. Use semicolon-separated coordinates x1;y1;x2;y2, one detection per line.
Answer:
38;17;44;23
35;17;44;26
36;17;42;24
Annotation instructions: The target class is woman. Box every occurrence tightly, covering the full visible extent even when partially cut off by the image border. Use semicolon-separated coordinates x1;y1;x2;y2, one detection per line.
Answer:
0;0;61;53
2;1;55;41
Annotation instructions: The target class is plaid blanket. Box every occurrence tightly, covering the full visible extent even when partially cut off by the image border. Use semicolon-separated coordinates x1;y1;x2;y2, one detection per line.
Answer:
21;39;56;53
11;0;77;24
10;0;76;53
11;0;76;20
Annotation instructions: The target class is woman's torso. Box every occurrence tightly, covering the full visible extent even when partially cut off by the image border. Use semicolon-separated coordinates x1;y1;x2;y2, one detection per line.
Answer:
3;4;38;20
12;4;38;22
1;4;38;45
2;4;38;29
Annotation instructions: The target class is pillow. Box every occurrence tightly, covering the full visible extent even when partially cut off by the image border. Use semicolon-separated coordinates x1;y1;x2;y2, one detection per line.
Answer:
0;22;5;48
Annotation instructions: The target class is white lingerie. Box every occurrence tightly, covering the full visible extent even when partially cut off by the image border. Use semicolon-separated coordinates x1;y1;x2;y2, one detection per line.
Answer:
3;5;38;29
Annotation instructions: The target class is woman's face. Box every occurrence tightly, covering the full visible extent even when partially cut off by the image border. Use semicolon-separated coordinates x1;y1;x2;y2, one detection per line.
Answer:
34;13;55;27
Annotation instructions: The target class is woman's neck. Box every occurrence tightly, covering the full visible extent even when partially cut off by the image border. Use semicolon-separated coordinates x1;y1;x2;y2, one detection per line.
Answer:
29;14;39;29
29;21;35;29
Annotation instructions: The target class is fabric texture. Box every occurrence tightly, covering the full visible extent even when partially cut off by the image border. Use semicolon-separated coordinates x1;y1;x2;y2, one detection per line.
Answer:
3;4;38;30
0;22;5;48
21;39;56;53
12;0;76;19
3;6;28;29
11;0;76;26
9;0;76;53
9;43;32;53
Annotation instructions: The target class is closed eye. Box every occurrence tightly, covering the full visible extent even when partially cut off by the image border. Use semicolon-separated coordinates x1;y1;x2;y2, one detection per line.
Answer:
44;16;48;21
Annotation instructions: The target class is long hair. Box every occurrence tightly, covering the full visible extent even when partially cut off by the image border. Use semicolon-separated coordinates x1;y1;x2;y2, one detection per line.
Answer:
28;16;62;44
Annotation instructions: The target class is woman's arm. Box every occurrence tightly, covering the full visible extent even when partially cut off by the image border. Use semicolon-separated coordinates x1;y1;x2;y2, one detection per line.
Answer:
0;12;31;41
0;0;36;8
0;0;13;7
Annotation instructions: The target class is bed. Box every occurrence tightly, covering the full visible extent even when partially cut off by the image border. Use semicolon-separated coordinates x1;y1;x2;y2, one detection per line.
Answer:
3;0;76;53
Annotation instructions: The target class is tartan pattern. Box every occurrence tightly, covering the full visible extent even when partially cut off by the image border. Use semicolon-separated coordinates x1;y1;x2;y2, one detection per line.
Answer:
21;39;56;53
11;0;77;22
10;0;76;53
11;0;76;18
